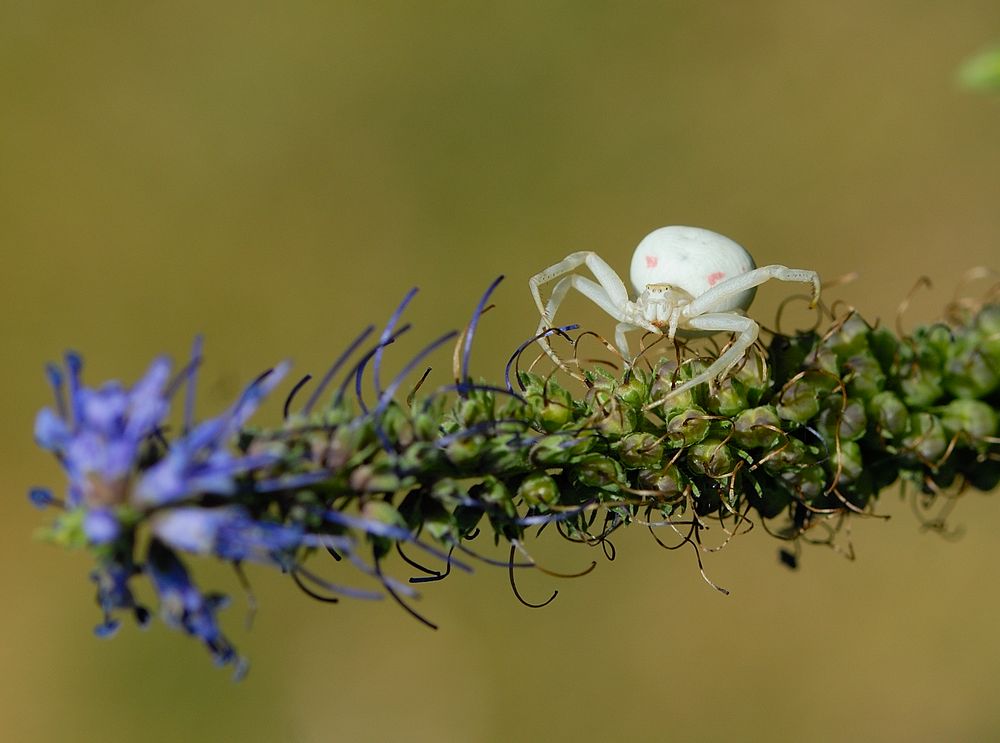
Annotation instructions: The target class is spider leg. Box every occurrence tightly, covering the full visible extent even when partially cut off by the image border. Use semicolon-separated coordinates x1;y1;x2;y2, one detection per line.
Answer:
529;252;634;368
684;265;820;317
615;321;650;361
530;251;630;317
649;313;757;406
535;274;632;367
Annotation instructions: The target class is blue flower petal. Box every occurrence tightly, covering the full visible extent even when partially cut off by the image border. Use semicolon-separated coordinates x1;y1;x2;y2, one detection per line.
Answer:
83;508;121;544
147;540;241;671
79;383;128;435
34;408;70;451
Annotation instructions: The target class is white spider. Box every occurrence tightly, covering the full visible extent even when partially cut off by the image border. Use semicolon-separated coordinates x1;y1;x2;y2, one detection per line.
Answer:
529;225;821;402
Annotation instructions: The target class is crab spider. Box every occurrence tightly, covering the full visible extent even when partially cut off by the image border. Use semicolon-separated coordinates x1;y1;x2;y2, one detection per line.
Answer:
529;225;820;403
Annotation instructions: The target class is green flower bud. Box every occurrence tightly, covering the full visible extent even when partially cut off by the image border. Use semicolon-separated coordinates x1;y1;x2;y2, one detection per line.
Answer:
939;399;998;441
868;390;909;438
517;472;560;507
977;304;1000;334
732;353;771;405
868;326;899;371
380;403;415;447
312;419;370;469
817;397;867;443
974;306;1000;358
900;361;944;408
823;313;871;358
586;388;638;438
665;408;711;448
430;478;470;508
349;464;411;493
686;438;735;479
471;476;517;519
920;324;954;362
706;376;747;417
733;405;783;449
652;359;707;416
829;440;864;483
445;433;486;467
583;365;617;390
412;397;447;440
636;462;686;501
518;372;576;431
396;441;445;473
455;388;496;428
845;349;886;400
776;377;821;424
944;343;998;399
808;345;840;376
778;463;826;501
529;433;594;466
762;435;812;473
319;397;357;427
361;500;408;529
482;432;531;472
617;369;650;408
617;432;665;468
573;453;627;491
902;412;948;462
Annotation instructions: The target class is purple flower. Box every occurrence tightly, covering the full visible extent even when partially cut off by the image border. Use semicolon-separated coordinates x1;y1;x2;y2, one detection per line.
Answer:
133;362;290;508
151;505;310;562
33;346;301;678
90;561;150;638
34;354;172;511
83;508;121;544
146;539;246;678
33;352;290;537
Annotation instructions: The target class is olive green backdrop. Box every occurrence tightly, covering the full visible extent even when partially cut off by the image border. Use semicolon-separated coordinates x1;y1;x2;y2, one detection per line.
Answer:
3;2;1000;741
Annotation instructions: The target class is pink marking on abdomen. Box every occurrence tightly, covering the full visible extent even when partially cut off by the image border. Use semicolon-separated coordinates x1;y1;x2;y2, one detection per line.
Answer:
645;255;658;269
707;271;725;286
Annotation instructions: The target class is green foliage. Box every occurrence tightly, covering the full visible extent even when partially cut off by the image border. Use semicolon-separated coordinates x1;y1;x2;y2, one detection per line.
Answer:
958;45;1000;91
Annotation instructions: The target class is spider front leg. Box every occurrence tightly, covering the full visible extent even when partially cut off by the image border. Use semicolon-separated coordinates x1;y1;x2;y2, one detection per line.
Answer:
529;251;642;368
646;313;758;407
614;321;658;362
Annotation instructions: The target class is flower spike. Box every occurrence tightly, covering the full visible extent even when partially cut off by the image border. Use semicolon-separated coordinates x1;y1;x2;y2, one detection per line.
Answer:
28;283;1000;678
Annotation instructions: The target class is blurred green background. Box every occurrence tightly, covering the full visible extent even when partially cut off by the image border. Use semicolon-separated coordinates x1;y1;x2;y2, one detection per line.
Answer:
4;2;1000;741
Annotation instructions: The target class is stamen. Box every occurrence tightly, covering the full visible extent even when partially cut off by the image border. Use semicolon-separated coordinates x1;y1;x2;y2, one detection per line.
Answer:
507;544;557;608
504;324;579;393
44;362;66;420
65;351;83;430
374;287;419;399
283;374;313;420
337;324;411;412
374;554;438;630
183;335;203;434
459;275;504;388
302;324;375;415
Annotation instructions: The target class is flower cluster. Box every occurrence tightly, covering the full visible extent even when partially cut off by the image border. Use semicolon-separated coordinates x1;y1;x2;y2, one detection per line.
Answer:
30;281;1000;676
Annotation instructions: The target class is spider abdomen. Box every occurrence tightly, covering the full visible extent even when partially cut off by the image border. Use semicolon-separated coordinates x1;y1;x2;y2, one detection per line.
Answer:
628;226;757;313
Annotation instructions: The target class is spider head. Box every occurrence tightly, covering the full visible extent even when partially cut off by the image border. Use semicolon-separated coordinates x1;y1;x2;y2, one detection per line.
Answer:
638;283;692;327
